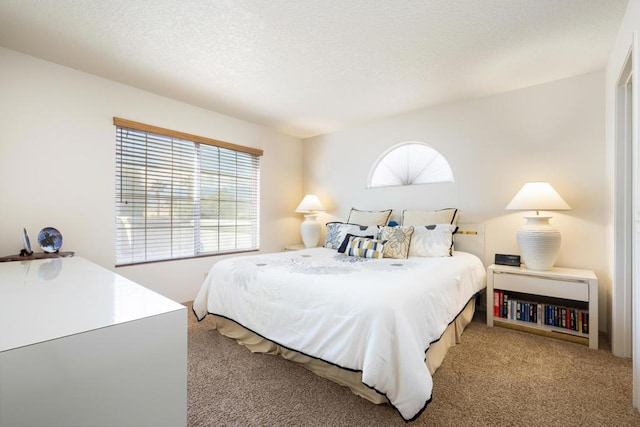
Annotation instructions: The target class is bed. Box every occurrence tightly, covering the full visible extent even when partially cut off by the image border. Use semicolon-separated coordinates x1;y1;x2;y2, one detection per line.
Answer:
193;220;486;421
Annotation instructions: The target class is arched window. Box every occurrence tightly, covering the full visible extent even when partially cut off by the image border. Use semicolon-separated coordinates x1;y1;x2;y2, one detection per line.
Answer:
367;142;454;188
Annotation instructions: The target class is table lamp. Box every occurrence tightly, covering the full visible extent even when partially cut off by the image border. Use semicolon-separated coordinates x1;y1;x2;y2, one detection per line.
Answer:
505;182;571;270
295;194;326;248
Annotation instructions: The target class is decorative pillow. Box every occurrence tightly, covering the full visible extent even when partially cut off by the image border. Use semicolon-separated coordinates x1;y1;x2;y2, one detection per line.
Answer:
337;233;375;253
347;208;393;226
323;222;380;250
408;224;457;257
402;208;458;226
378;225;414;259
346;237;386;259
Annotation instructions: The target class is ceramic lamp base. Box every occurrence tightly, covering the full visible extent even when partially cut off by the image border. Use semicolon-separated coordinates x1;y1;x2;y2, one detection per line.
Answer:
300;214;321;248
516;215;561;271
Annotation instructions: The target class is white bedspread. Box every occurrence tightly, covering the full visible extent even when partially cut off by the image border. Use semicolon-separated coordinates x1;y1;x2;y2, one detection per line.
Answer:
193;248;486;420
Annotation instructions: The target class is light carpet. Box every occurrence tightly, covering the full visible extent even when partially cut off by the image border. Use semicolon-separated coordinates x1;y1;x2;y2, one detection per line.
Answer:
187;306;640;426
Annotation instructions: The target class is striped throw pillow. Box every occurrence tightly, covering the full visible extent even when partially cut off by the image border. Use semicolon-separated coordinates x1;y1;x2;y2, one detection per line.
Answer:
346;237;386;259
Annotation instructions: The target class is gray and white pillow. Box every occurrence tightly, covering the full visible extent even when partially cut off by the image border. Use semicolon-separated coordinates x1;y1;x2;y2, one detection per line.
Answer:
324;222;380;250
378;225;414;259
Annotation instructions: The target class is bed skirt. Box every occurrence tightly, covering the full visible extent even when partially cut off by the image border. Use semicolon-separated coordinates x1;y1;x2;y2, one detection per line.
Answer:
204;296;477;406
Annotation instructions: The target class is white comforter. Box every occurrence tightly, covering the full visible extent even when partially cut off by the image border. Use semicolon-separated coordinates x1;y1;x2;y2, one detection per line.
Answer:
193;248;486;420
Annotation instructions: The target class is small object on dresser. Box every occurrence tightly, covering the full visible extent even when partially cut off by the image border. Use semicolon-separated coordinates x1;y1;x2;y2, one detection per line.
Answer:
21;228;33;256
37;227;63;253
495;253;521;267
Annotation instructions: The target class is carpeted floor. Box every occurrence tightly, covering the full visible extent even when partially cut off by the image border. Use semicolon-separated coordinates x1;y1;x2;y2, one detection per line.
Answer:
187;306;640;426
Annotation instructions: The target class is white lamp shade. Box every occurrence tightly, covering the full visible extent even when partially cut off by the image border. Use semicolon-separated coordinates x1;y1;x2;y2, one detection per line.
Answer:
295;195;325;213
506;182;571;211
506;182;570;271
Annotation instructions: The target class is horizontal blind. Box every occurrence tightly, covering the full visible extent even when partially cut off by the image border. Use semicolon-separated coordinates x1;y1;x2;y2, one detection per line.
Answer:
115;123;260;266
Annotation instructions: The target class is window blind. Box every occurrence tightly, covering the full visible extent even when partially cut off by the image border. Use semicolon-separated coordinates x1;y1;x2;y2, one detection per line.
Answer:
114;118;261;266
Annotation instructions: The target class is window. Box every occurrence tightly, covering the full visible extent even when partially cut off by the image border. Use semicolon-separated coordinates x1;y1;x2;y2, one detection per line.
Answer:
367;142;454;188
114;118;262;266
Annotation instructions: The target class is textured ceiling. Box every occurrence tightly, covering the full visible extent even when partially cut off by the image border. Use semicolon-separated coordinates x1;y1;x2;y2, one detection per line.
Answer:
0;0;629;138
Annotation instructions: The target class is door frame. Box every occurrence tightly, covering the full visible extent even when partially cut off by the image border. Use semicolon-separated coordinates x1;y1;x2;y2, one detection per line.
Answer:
613;39;634;360
632;31;640;410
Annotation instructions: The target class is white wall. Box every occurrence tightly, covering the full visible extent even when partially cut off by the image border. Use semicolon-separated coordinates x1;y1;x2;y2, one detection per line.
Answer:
303;71;607;331
0;47;303;303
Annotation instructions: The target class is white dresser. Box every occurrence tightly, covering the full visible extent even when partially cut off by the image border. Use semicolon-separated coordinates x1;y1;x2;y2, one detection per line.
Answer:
0;256;187;427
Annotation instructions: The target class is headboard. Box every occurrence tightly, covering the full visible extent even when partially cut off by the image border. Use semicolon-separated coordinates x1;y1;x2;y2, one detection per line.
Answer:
454;223;485;263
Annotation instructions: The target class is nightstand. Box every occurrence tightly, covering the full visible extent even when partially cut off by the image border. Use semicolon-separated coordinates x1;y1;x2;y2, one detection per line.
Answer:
486;264;598;349
284;244;308;251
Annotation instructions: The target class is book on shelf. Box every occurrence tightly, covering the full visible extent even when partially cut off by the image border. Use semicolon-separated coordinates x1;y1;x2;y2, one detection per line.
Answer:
493;290;588;335
503;293;508;320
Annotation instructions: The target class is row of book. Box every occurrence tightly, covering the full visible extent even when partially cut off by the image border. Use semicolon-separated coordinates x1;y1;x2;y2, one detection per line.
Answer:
493;290;589;334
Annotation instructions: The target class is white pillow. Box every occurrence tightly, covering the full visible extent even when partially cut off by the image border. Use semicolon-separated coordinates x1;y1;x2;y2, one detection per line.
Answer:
409;224;457;257
347;208;392;226
402;208;458;226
